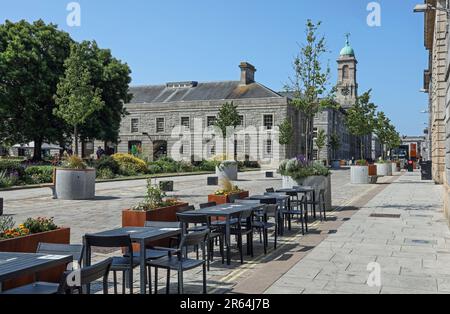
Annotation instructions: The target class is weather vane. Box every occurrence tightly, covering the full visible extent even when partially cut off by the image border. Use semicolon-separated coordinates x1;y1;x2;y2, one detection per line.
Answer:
345;33;351;44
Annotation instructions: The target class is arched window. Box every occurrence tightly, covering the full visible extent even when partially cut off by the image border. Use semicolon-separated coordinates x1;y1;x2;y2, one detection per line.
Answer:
342;65;349;80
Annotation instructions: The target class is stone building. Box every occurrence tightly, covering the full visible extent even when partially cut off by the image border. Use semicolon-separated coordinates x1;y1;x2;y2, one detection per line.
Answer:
418;0;450;223
116;62;307;166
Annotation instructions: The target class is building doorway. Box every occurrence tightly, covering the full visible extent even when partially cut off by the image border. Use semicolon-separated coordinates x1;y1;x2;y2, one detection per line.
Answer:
153;140;167;160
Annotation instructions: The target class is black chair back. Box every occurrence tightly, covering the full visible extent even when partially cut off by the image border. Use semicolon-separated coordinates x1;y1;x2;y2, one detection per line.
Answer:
179;230;209;248
84;234;133;267
37;243;84;265
266;188;275;193
177;212;209;225
265;204;278;218
60;258;112;294
200;202;216;209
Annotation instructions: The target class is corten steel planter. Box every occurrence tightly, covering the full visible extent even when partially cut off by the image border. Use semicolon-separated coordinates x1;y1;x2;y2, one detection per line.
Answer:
0;228;71;290
55;168;96;200
122;202;188;251
368;164;377;176
376;163;392;177
208;191;250;205
350;166;370;185
282;175;332;212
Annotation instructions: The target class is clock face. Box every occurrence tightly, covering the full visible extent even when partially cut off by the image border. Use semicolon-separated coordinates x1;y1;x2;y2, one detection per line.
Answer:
341;87;350;96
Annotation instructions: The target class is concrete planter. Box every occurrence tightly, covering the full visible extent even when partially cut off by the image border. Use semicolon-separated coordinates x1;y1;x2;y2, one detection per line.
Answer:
376;163;392;177
55;168;96;200
391;162;400;173
216;161;238;181
331;160;341;170
351;166;370;184
0;228;70;290
282;175;332;212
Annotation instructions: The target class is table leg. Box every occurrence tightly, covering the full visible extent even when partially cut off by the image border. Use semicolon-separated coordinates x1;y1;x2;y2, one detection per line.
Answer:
140;240;147;294
226;217;231;265
313;190;317;219
0;282;3;293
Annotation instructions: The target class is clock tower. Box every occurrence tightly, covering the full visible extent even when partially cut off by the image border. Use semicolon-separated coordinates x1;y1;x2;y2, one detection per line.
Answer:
336;34;358;109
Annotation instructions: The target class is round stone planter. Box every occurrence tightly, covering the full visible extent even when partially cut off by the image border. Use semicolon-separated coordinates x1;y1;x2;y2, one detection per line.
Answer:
282;175;332;212
55;168;96;200
331;160;341;170
391;162;400;173
351;166;370;184
376;163;392;177
216;161;238;181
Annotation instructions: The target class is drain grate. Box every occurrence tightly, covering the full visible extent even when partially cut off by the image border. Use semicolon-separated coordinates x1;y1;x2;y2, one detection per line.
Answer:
370;213;401;219
405;239;437;246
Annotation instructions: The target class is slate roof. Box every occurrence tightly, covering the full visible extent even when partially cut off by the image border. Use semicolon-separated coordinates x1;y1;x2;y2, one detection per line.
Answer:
128;81;283;104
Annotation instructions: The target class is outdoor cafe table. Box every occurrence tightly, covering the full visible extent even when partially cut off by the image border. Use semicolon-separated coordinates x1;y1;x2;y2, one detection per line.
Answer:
184;203;263;265
84;225;181;295
0;252;73;293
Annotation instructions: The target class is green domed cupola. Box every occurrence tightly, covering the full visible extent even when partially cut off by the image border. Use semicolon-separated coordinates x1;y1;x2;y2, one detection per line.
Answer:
340;34;355;57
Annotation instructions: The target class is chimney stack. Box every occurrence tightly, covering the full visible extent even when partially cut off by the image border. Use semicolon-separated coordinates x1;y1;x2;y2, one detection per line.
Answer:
239;62;256;85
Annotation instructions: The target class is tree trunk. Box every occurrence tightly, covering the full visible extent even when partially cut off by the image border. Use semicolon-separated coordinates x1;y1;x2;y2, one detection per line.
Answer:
305;119;310;162
32;138;43;161
360;137;364;160
74;125;79;157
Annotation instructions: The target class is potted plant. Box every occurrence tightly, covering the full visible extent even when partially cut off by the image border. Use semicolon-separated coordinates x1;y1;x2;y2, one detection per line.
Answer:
375;159;392;177
278;156;332;211
122;179;188;228
54;155;96;200
0;216;70;290
350;159;370;184
208;178;249;205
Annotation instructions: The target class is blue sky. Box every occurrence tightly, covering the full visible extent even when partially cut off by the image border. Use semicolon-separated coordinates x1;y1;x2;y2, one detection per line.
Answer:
1;0;428;136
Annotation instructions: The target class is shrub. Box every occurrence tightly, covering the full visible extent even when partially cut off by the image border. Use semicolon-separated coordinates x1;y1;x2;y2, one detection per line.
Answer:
24;166;54;184
97;168;116;180
155;160;178;173
23;217;58;234
279;157;331;180
147;164;163;174
61;155;87;170
94;156;120;174
132;180;179;211
198;160;220;172
0;216;15;233
0;160;24;177
112;153;147;175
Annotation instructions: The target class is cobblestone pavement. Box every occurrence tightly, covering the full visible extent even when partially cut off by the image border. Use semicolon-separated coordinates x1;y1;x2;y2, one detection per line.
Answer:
1;169;421;294
265;172;450;294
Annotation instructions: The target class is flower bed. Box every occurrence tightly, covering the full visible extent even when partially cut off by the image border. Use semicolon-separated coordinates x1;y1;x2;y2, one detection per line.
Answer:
0;217;70;290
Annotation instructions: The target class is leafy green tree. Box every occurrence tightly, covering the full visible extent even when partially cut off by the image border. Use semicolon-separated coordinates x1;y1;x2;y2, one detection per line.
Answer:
278;119;294;145
345;90;377;160
315;129;327;162
386;128;401;159
0;20;73;160
54;43;105;156
284;20;335;162
329;133;341;161
214;102;241;137
75;41;132;146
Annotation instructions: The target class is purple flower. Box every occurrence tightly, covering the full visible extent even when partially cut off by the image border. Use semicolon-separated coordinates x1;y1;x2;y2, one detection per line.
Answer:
296;155;308;166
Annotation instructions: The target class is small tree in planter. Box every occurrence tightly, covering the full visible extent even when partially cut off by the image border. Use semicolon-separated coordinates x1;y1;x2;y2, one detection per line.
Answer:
374;112;400;176
315;129;327;165
345;91;377;184
123;180;188;233
278;156;332;211
330;133;341;169
54;43;105;157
